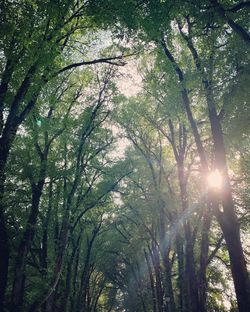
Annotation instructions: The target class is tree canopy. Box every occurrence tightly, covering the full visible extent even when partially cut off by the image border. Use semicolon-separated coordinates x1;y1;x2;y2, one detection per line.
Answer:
0;1;249;312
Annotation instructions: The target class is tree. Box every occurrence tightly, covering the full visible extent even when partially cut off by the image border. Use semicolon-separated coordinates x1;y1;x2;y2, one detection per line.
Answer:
0;1;130;308
1;1;249;311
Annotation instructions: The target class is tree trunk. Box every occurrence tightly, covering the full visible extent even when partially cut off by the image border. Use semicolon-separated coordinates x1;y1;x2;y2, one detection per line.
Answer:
0;58;16;134
163;252;176;312
11;143;48;311
150;244;164;312
209;0;250;44
60;231;82;312
167;119;200;312
176;234;188;312
144;249;157;312
0;136;14;310
198;210;211;312
179;165;200;312
92;285;104;312
11;182;45;311
0;80;40;309
76;233;97;312
220;216;250;312
59;253;75;312
158;203;176;312
71;247;80;310
41;180;53;277
184;222;200;312
0;183;9;312
206;89;250;312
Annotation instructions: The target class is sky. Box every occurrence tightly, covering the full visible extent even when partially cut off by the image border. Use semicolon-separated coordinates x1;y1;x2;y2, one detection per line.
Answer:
116;58;142;97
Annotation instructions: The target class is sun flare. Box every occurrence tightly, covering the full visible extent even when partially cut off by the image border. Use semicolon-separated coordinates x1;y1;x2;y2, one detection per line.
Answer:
207;169;222;189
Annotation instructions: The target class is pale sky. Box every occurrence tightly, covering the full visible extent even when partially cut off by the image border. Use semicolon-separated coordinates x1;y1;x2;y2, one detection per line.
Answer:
116;58;142;97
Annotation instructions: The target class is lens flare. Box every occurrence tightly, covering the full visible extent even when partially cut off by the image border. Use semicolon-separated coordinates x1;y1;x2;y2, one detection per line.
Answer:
207;169;222;189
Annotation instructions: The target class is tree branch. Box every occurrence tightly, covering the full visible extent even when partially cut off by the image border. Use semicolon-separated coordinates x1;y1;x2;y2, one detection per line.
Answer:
56;53;135;76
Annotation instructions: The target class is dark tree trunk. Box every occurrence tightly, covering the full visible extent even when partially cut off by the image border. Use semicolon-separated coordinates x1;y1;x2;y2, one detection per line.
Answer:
209;0;250;44
92;285;104;312
158;202;176;312
0;58;16;134
183;222;200;312
166;119;200;312
144;249;157;312
206;90;250;312
163;252;176;312
0;131;16;310
29;172;70;312
133;262;147;312
41;180;53;276
168;25;250;311
0;70;40;309
11;143;48;311
59;254;74;312
60;231;82;312
79;270;91;312
0;174;9;312
40;181;53;312
76;231;98;312
179;165;199;312
198;210;211;312
219;216;250;312
150;244;164;312
11;181;45;311
176;234;188;312
70;246;80;312
29;214;70;312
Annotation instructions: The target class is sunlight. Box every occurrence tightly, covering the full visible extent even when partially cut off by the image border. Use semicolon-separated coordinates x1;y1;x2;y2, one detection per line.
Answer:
207;169;223;190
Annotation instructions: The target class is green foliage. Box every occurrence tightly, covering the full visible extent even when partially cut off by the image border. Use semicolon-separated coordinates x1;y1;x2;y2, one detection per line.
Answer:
1;1;249;311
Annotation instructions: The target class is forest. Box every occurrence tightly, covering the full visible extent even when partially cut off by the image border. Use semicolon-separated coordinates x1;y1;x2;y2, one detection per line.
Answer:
0;0;249;311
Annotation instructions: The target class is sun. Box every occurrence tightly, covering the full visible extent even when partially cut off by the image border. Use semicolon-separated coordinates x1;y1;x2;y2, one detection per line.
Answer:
207;169;222;190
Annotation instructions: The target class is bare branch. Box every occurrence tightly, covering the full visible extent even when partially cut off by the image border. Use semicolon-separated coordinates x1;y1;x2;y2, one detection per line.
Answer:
56;53;135;76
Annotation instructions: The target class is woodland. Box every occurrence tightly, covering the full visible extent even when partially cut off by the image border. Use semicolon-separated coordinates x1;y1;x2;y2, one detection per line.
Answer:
0;0;250;311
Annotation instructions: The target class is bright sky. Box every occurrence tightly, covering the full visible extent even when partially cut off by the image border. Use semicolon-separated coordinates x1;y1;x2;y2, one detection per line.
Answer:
116;58;142;97
108;57;142;159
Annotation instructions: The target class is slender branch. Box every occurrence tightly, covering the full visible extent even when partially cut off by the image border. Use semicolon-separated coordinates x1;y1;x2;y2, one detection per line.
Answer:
207;235;224;265
56;54;135;76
